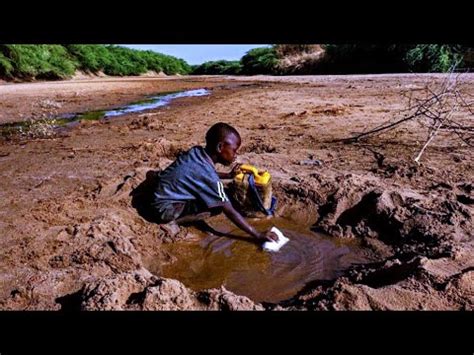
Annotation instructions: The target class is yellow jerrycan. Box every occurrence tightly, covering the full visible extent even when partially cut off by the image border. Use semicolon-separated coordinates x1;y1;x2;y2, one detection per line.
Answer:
231;164;273;216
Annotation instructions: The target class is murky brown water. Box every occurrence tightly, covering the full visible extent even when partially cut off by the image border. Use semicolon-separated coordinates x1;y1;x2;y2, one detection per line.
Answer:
149;215;372;303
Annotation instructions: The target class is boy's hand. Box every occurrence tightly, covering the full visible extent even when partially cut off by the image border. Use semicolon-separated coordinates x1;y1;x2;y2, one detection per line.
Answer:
257;229;279;242
222;202;278;243
230;163;242;178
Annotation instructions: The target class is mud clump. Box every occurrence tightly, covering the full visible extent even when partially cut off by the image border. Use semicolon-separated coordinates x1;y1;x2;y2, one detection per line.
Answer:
76;269;264;311
129;115;164;131
292;173;474;258
240;140;278;154
287;253;474;310
134;138;185;161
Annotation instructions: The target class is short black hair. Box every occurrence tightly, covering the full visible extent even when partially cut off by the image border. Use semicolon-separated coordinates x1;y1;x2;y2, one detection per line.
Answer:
205;122;241;148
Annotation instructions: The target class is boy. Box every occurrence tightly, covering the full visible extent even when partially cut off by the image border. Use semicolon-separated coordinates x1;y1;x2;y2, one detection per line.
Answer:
152;122;278;243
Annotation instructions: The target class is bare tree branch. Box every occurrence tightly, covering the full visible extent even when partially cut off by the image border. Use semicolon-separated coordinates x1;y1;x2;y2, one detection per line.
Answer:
335;68;473;162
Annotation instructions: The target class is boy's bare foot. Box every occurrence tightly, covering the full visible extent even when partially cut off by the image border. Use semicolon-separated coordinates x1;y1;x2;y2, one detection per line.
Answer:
159;221;180;237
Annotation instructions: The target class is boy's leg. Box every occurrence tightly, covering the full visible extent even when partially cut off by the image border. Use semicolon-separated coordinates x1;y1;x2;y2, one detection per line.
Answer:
175;212;211;225
153;202;186;224
152;200;223;225
175;201;223;225
152;202;184;237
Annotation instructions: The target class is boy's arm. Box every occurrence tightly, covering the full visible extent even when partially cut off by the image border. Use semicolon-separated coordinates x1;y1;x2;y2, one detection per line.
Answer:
217;163;242;180
222;202;278;242
217;172;232;179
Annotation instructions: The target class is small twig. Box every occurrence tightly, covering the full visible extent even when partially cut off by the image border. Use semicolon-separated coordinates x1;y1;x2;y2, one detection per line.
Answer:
414;104;458;164
414;121;443;164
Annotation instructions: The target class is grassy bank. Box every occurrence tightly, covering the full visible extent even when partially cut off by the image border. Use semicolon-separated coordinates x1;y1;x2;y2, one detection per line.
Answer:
0;45;191;81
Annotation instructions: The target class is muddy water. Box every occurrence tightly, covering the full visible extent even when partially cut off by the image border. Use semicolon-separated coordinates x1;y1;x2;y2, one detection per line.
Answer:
150;216;372;303
0;88;210;138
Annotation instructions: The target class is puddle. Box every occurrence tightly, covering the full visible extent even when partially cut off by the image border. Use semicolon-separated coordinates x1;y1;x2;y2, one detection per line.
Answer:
148;215;373;303
103;89;209;117
0;88;210;138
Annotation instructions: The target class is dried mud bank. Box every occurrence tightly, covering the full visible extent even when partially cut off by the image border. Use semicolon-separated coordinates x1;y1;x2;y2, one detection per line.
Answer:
0;75;472;310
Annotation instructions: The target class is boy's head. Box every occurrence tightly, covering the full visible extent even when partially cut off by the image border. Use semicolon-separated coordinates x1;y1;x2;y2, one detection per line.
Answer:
205;122;241;166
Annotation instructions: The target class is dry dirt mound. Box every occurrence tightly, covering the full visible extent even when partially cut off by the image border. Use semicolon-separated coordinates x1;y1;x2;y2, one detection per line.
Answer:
277;167;472;255
270;166;473;310
284;250;474;310
66;269;263;311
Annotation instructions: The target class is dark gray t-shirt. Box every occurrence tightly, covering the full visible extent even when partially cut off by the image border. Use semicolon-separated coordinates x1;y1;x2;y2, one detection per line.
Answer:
153;146;229;209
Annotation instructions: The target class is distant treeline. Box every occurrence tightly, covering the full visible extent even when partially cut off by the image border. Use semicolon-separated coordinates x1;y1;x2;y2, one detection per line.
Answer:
191;44;474;75
0;45;191;81
1;44;472;82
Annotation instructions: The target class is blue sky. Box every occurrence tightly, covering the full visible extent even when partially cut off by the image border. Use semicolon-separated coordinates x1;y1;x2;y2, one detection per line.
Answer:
121;45;269;65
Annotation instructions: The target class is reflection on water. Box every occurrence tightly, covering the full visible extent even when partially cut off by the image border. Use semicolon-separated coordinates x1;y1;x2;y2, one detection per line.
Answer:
153;216;371;303
104;89;209;117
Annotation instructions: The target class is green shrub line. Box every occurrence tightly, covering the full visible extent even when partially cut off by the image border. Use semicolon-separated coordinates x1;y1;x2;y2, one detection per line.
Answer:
0;44;471;81
189;45;472;75
0;44;191;81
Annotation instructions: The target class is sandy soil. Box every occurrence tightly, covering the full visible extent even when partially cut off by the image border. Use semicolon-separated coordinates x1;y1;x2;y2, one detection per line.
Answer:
0;74;472;310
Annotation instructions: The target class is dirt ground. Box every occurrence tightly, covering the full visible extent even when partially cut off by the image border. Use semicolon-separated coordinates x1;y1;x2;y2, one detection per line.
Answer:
0;74;472;310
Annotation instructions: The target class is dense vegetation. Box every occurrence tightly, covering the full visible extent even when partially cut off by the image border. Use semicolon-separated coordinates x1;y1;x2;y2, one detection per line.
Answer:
190;44;472;75
0;45;191;81
191;60;242;75
1;44;471;81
